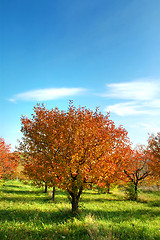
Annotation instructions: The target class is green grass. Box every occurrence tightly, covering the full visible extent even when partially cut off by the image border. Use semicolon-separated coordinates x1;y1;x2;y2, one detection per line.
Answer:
0;181;160;239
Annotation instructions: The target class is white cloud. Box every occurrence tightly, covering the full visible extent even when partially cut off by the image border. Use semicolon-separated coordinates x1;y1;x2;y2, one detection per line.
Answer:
11;87;86;102
143;99;160;108
105;101;160;116
9;98;16;103
105;102;150;116
102;79;160;101
103;79;160;116
140;123;160;133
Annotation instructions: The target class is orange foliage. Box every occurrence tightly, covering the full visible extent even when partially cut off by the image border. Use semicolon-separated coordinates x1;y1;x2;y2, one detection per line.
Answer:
0;138;19;180
19;102;131;213
22;155;57;187
124;145;152;186
95;128;131;191
147;133;160;178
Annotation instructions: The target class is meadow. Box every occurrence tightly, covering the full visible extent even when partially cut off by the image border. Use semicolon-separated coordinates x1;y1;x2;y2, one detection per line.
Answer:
0;180;160;240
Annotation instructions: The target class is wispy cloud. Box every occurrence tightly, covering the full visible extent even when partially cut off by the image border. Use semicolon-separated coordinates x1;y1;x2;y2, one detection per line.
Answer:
102;79;160;101
105;101;160;116
9;98;17;103
140;123;160;133
103;79;160;116
105;102;147;116
9;87;86;102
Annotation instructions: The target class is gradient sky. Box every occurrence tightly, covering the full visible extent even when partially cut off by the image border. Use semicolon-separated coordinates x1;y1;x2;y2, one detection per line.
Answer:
1;0;160;149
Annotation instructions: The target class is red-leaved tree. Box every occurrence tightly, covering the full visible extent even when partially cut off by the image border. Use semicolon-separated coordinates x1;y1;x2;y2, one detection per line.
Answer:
0;138;18;180
19;102;130;213
124;145;151;200
147;133;160;178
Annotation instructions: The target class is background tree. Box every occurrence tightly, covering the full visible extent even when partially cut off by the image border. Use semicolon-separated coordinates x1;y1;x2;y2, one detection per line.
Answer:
124;145;151;200
19;102;130;213
96;146;131;194
0;138;19;180
147;133;160;178
23;155;57;199
95;128;131;194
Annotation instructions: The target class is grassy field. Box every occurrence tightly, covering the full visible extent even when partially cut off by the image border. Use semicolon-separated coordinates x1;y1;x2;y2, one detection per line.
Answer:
0;180;160;240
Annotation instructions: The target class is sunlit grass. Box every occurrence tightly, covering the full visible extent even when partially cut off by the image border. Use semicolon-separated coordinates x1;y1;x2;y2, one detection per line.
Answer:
0;180;160;239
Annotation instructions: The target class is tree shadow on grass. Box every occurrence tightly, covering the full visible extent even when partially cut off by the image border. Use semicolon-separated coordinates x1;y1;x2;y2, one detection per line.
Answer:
0;224;89;240
0;208;73;223
82;191;99;195
0;193;69;205
3;184;21;188
0;196;53;204
141;189;160;196
81;207;160;220
147;200;160;207
1;185;66;195
1;189;40;194
81;197;125;203
81;192;125;203
0;186;69;205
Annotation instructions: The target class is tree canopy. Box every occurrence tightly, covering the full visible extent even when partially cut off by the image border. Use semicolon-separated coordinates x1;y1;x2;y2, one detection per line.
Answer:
0;138;18;180
147;133;160;178
19;102;131;213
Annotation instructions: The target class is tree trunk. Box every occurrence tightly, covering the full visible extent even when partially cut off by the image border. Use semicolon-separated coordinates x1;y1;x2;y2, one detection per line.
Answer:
52;186;55;202
72;196;79;214
134;183;138;201
68;187;83;214
44;182;47;193
106;182;111;194
107;186;110;194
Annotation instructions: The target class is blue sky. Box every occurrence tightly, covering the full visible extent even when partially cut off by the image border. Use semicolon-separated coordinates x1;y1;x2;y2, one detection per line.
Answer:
1;0;160;149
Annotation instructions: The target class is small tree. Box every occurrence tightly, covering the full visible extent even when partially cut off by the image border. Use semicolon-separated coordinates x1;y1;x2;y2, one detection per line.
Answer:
0;138;19;181
124;181;137;200
147;133;160;178
95;136;131;194
124;146;151;200
20;153;57;198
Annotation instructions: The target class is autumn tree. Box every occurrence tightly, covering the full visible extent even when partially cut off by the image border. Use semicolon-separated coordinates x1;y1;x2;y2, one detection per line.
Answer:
19;102;130;213
95;131;131;194
123;146;151;200
22;155;56;199
0;138;19;180
147;133;160;178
